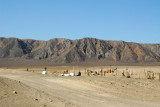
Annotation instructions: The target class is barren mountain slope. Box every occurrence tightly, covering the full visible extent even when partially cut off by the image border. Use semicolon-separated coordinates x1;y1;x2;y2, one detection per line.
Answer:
0;37;160;65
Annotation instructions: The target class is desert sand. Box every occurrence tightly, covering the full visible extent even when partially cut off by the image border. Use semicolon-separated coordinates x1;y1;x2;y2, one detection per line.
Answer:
0;66;160;107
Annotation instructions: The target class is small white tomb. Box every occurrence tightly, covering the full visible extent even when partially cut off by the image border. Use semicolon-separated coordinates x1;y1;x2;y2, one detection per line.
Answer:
42;71;47;75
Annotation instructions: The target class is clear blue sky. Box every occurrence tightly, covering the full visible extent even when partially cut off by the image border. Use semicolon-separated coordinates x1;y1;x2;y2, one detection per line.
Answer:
0;0;160;43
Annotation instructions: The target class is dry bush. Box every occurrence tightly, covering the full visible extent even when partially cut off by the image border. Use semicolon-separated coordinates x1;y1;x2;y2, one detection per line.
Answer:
146;71;154;79
50;71;58;74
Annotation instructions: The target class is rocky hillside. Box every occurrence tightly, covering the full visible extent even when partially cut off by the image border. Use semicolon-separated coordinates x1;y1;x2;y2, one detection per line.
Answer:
0;37;160;65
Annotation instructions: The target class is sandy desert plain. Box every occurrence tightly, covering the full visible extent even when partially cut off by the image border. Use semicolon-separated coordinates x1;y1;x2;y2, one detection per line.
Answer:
0;65;160;107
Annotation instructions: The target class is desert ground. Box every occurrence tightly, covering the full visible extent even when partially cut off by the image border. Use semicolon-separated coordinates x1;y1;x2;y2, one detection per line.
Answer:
0;66;160;107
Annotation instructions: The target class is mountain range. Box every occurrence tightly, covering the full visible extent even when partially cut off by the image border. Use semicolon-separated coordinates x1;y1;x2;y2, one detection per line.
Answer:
0;37;160;66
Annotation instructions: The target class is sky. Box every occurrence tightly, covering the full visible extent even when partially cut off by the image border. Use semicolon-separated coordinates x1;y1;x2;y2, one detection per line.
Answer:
0;0;160;43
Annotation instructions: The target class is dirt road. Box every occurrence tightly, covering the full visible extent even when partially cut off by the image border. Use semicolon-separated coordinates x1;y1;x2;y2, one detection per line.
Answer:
0;68;160;107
